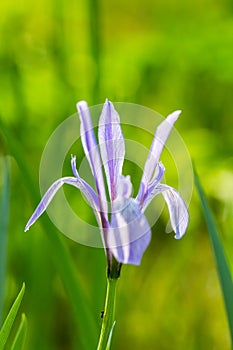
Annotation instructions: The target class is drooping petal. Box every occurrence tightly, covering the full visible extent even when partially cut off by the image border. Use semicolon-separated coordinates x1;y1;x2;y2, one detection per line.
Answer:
161;185;189;239
98;99;125;201
108;198;151;265
138;110;181;202
77;101;107;212
24;176;100;232
137;162;165;207
146;183;189;239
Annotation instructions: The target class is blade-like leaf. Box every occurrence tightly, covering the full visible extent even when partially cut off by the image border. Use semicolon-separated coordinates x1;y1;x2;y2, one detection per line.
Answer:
11;314;27;350
105;321;116;350
0;283;25;350
0;157;10;325
195;170;233;344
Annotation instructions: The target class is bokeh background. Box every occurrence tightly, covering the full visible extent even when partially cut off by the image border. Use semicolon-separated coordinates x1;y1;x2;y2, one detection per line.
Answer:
0;0;233;349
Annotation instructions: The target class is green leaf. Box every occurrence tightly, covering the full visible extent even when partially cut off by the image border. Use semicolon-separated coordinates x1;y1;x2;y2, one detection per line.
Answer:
105;321;116;350
0;157;10;325
11;314;27;350
0;283;25;350
195;170;233;345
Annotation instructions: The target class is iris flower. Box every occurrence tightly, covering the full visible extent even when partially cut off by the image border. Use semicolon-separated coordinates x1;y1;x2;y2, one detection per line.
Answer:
25;100;188;268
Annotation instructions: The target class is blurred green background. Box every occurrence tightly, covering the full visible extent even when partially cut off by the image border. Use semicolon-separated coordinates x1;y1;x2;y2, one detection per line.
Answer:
0;0;233;349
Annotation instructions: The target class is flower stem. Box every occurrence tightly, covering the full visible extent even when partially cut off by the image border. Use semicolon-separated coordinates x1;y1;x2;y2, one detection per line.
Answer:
97;277;118;350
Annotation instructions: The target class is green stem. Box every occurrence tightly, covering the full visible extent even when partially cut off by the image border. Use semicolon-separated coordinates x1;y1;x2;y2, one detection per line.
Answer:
97;277;118;350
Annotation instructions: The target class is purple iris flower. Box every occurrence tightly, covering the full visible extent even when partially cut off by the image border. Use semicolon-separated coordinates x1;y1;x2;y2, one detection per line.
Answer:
25;100;188;266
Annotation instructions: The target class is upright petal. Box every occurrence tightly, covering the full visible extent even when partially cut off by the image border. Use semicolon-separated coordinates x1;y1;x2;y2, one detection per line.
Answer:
116;175;132;199
137;162;165;207
146;183;189;239
108;198;151;265
77;101;107;212
24;176;100;232
138;110;181;202
98;99;125;201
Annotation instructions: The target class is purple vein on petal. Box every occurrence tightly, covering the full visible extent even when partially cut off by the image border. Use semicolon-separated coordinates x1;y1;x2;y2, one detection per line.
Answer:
108;198;151;265
98;99;125;201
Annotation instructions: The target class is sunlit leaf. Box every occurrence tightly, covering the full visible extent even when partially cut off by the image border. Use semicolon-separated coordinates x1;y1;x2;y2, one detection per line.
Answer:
0;284;25;350
195;169;233;345
105;321;116;350
11;314;27;350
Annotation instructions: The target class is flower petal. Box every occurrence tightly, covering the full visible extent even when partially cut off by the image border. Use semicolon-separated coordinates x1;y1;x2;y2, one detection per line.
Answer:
24;176;100;232
137;162;165;208
108;198;151;265
77;101;107;212
70;155;100;209
116;175;132;199
98;99;125;201
156;184;189;239
138;110;181;201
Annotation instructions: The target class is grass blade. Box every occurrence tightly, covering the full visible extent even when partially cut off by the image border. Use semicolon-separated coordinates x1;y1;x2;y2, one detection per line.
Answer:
195;170;233;344
11;314;27;350
105;321;116;350
0;283;25;350
0;157;10;325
